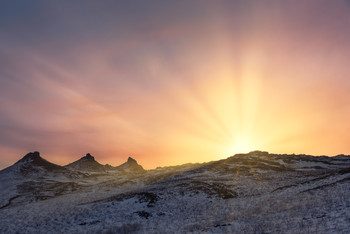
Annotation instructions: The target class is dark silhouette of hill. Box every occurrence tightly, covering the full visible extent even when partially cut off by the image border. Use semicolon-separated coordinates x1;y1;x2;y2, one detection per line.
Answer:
115;157;145;173
65;153;106;172
0;151;66;176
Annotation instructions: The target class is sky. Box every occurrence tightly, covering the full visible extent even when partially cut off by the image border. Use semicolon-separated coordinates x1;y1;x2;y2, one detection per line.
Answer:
1;0;350;169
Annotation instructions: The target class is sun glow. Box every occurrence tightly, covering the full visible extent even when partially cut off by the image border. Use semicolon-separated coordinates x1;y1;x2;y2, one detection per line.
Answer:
230;138;255;155
2;1;350;170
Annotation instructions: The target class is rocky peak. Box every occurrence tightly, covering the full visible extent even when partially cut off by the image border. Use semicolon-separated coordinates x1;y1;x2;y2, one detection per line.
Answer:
116;157;145;173
81;153;95;161
21;151;41;162
8;151;66;174
127;157;137;164
65;153;105;171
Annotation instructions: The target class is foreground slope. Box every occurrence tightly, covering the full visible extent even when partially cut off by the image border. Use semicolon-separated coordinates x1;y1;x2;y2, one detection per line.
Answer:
1;151;350;233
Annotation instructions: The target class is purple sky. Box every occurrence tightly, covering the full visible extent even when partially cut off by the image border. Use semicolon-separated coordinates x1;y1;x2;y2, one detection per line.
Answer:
1;0;350;169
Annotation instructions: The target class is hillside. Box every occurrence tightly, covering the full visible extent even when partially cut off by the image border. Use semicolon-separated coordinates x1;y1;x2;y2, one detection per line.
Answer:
1;151;350;233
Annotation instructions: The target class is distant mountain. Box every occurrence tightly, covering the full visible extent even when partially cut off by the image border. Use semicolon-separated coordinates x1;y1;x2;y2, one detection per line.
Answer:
115;157;145;173
65;153;106;172
0;151;147;210
0;151;66;176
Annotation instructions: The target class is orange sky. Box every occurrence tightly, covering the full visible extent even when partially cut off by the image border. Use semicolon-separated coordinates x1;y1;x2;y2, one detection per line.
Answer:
1;0;350;169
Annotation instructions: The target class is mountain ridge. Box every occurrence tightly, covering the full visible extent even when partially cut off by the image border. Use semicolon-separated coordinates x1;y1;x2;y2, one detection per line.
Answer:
2;150;350;173
0;151;145;175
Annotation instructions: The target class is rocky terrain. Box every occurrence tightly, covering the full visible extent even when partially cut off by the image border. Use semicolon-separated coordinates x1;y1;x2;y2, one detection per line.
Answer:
1;151;350;233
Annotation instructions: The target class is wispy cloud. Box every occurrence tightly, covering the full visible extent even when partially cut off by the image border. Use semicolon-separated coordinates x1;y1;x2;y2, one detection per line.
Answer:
1;0;350;169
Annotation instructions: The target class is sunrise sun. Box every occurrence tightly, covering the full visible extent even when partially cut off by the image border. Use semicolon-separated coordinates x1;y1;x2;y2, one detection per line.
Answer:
230;138;255;155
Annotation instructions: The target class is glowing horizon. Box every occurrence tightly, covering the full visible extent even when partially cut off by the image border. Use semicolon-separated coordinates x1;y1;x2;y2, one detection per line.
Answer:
1;0;350;169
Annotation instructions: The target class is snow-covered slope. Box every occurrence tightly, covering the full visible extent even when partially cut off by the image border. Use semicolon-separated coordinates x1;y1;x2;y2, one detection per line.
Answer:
1;151;350;233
